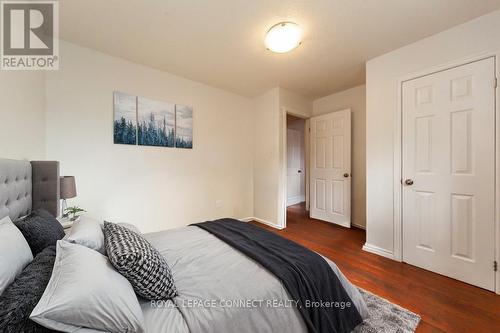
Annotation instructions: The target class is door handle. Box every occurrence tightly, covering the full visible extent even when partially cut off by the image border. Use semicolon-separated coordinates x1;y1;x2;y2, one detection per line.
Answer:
298;170;302;173
404;179;414;186
343;173;349;178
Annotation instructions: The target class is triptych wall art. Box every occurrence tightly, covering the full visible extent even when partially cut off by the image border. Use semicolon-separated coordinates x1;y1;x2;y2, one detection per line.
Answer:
113;91;193;149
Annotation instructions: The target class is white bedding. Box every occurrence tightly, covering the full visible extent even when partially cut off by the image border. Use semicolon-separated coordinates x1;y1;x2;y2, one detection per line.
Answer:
137;226;368;333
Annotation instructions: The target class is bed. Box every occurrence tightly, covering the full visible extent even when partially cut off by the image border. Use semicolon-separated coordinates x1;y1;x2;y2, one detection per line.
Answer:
0;158;369;333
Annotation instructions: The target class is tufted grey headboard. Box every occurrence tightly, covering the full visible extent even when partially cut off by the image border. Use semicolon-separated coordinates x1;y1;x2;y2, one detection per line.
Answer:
0;159;60;221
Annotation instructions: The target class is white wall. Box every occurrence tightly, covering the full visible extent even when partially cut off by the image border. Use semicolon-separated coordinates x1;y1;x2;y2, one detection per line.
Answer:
279;88;312;118
44;41;255;232
0;71;46;160
313;84;366;228
253;88;280;225
0;42;313;232
253;87;312;227
365;9;500;257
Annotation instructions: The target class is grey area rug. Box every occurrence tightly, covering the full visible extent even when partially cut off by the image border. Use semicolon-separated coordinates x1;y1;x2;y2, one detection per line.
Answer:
353;288;421;333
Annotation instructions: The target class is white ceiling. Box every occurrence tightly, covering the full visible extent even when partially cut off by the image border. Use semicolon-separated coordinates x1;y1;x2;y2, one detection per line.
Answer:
59;0;500;99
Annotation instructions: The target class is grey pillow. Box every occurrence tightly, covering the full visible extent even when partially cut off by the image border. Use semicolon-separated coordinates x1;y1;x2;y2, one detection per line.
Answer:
14;209;65;256
0;245;57;333
103;221;177;300
0;216;33;295
30;240;145;333
66;216;105;254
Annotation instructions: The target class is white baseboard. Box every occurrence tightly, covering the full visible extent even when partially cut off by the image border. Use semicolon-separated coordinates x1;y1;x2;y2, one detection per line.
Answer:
362;243;395;260
243;216;363;231
255;217;285;230
240;217;285;230
352;223;366;230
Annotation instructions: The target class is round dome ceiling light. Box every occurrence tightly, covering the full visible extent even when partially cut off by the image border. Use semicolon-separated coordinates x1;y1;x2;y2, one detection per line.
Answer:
265;22;302;53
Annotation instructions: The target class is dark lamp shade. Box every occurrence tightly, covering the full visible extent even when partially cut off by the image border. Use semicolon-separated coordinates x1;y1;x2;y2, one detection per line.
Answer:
60;176;77;199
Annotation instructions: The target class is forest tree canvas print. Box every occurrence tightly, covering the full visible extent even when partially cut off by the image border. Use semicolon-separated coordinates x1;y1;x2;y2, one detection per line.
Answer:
113;92;193;149
175;104;193;149
138;97;175;147
113;91;137;145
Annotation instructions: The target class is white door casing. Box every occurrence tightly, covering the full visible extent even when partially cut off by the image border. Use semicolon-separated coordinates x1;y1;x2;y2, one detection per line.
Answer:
402;57;496;291
310;109;351;227
287;128;305;206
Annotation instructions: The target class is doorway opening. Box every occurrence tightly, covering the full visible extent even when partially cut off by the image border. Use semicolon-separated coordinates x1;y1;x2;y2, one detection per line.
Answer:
280;109;353;229
286;114;306;208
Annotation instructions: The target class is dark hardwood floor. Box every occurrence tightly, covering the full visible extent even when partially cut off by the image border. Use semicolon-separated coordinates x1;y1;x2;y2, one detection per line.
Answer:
251;203;500;333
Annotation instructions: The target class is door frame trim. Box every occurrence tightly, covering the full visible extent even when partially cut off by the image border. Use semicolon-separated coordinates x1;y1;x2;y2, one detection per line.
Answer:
393;50;500;294
279;107;309;229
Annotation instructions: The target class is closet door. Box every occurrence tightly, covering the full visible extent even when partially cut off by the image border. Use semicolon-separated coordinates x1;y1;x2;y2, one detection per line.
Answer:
402;57;496;291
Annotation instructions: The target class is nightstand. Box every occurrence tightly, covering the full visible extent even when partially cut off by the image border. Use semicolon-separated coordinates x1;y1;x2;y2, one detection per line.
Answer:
58;216;80;232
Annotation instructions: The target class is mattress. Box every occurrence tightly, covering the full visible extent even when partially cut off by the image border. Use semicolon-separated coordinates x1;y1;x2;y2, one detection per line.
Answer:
134;226;369;333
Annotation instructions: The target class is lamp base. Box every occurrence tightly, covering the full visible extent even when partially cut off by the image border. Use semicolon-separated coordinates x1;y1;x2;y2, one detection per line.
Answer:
61;199;68;218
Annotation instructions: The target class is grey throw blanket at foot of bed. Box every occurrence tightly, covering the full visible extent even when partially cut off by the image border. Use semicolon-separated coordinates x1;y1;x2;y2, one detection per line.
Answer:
192;219;363;333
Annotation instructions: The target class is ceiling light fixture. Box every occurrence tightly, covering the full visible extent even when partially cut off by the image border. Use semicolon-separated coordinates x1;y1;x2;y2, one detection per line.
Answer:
265;22;302;53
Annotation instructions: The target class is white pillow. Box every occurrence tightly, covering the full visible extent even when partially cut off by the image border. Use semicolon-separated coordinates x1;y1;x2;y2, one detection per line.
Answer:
0;216;33;295
30;240;145;333
66;216;105;254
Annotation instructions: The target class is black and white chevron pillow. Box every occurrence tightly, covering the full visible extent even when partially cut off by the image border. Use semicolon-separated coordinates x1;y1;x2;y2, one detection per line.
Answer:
103;221;177;300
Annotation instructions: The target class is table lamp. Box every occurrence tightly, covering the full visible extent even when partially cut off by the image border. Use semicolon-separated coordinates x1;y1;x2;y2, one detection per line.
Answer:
60;176;76;217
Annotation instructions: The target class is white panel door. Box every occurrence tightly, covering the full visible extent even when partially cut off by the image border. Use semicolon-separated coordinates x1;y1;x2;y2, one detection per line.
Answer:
287;128;305;206
310;109;351;227
402;57;496;291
